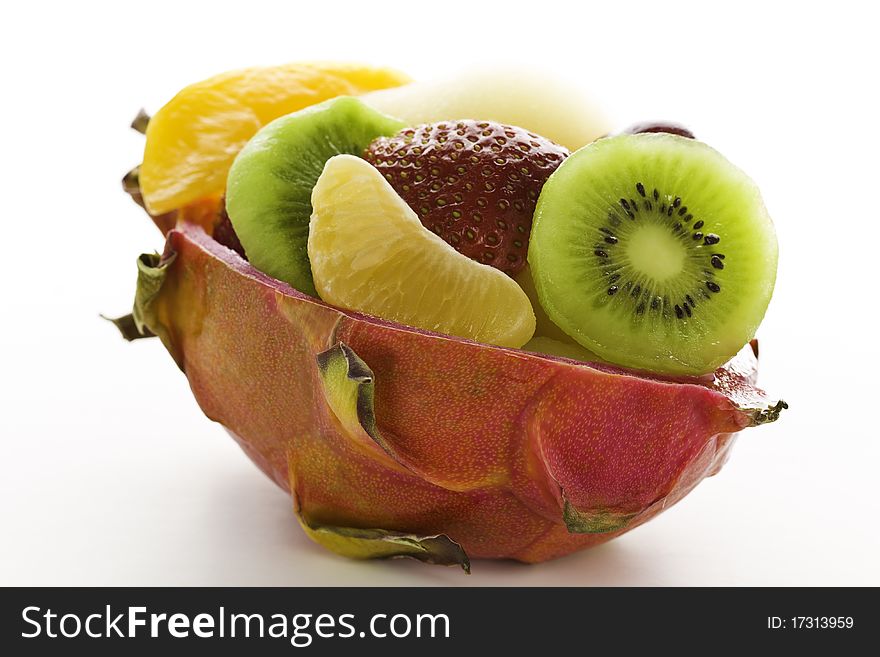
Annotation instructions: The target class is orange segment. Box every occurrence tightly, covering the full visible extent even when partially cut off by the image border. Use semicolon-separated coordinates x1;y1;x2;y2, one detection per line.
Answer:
308;155;536;348
139;63;410;215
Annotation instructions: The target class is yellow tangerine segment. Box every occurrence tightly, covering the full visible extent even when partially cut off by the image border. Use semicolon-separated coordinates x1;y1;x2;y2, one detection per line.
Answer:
140;62;410;215
308;155;535;348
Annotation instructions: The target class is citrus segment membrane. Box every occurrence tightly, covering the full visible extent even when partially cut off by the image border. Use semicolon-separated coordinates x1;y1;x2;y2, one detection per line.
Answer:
309;155;535;348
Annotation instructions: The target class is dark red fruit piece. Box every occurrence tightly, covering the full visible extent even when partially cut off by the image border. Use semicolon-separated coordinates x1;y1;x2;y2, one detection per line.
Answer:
364;120;568;276
213;203;247;259
624;121;695;139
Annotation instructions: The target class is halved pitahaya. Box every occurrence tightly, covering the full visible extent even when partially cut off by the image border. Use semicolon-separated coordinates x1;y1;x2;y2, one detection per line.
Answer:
114;220;785;571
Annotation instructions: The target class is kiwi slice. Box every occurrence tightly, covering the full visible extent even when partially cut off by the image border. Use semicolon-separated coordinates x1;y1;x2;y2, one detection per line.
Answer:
226;97;404;296
529;133;777;375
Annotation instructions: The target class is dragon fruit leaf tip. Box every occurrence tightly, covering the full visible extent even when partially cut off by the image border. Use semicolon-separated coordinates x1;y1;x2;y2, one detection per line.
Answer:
293;505;471;573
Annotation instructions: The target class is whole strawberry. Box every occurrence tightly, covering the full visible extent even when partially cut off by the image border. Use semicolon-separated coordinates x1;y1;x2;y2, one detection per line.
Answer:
364;120;568;276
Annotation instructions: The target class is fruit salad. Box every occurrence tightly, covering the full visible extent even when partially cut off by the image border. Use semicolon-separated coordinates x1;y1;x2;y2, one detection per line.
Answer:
113;63;786;569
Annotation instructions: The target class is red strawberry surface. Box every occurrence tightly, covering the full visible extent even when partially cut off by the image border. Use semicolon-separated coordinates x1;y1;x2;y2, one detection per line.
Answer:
364;120;568;276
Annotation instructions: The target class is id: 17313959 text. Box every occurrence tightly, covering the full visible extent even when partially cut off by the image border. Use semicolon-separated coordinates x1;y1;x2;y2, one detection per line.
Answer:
768;617;854;630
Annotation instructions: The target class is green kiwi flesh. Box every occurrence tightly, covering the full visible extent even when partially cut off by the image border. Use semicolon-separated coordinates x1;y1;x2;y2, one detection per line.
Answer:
528;133;777;375
226;97;405;296
522;336;606;364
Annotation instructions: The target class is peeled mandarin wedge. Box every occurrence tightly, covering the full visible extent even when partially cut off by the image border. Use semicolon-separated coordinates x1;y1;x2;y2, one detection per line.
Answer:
139;62;410;215
308;155;536;348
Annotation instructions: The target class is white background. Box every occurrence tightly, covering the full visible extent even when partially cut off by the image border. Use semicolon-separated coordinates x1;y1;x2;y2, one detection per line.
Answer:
2;0;878;586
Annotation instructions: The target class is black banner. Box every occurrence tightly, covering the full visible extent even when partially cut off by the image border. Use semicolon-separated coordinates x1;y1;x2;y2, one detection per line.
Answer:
1;587;873;654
